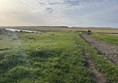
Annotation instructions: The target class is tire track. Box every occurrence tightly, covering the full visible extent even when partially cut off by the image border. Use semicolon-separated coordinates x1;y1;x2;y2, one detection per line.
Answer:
83;49;107;83
80;34;118;66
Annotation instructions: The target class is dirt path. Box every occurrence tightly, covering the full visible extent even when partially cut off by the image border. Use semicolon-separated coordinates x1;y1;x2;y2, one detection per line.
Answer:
83;50;107;83
80;34;118;65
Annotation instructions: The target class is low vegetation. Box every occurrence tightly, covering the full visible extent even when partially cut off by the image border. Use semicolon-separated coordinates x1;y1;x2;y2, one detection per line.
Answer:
0;31;94;83
78;35;118;83
92;33;118;45
0;30;118;83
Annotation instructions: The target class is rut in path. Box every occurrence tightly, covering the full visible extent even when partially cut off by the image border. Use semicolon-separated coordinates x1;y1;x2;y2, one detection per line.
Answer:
83;50;107;83
80;34;118;65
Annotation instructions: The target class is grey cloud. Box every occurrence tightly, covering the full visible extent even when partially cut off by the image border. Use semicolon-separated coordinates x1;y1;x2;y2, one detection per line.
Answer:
46;8;53;13
47;0;104;6
49;2;62;5
64;0;80;6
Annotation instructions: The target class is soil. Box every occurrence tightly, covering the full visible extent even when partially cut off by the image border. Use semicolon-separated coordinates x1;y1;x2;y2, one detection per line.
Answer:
80;34;118;66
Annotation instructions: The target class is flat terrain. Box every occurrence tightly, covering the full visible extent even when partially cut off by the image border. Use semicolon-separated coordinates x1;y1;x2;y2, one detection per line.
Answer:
81;34;118;65
0;28;118;83
92;33;118;46
1;26;118;33
0;31;94;83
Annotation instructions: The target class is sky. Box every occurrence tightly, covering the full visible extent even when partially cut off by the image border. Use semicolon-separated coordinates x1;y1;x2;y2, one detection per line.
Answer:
0;0;118;27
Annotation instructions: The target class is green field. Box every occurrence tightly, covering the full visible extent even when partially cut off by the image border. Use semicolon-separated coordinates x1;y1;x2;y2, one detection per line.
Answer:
92;33;118;45
0;30;118;83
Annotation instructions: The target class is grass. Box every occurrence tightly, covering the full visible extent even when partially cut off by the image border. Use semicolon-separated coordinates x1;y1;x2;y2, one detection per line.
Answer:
91;33;118;45
1;26;118;33
0;30;118;83
0;31;94;83
77;35;118;83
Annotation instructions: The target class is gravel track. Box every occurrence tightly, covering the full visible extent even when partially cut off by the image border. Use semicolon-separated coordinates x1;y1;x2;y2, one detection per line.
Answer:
80;34;118;66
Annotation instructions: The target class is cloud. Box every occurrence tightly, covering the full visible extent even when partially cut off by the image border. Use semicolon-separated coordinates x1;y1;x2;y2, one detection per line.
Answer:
0;0;118;27
46;8;53;13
